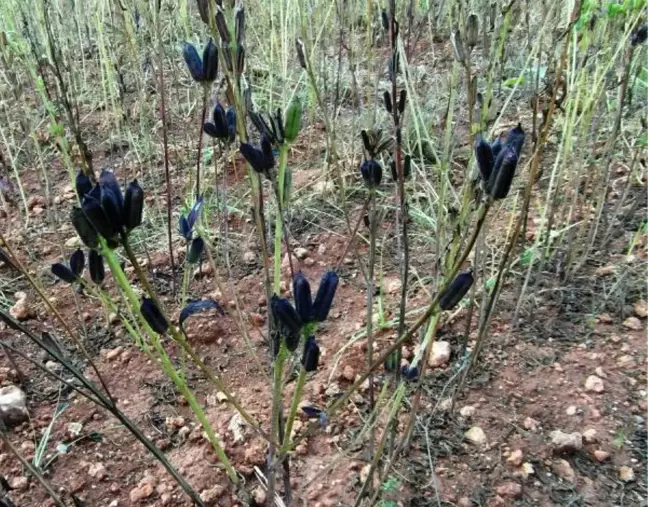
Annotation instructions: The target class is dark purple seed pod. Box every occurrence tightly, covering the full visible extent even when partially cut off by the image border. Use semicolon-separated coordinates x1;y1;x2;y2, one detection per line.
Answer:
99;169;124;208
179;299;224;330
69;248;85;277
240;143;268;174
295;38;307;69
187;237;204;264
383;90;392;114
203;121;219;138
261;134;275;168
631;23;647;47
235;6;245;46
179;216;192;241
487;144;518;199
363;214;371;229
390;155;411;181
75;171;92;200
490;136;503;159
226;107;237;141
201;39;218;82
274;108;285;144
196;0;210;25
82;196;118;241
71;206;98;249
235;44;245;77
401;365;419;380
293;271;313;323
312;270;338;322
361;129;373;156
123;179;144;230
100;186;123;231
302;336;320;372
51;263;77;284
475;133;494;181
216;10;231;44
249;111;273;142
89;249;104;284
140;298;168;334
187;197;203;229
183;42;204;82
270;295;303;336
438;269;474;310
381;10;389;30
284;331;300;352
398;89;407;114
222;45;233;73
360;159;382;189
505;123;525;157
206;103;229;139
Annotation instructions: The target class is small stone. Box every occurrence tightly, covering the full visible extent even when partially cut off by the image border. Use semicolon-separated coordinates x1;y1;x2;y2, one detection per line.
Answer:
566;406;578;416
459;405;476;418
553;459;576;483
65;236;82;248
618;466;635;482
617;355;634;367
523;417;539;431
593;450;610;462
10;476;29;491
341;365;356;382
520;462;535;478
304;258;315;266
67;422;83;437
550;430;582;453
633;300;647;318
507;449;524;467
27;195;46;210
597;313;613;323
594;264;615;277
88;463;107;480
243;251;256;264
192;262;214;278
104;346;124;361
495;481;522;499
200;484;225;505
252;485;267;505
45;361;60;372
585;375;604;393
438;398;453;411
464;426;487;446
0;385;28;426
582;428;597;443
9;294;34;321
623;317;642;330
165;416;185;430
457;497;472;507
294;247;309;260
216;391;228;403
129;482;154;502
429;341;451;367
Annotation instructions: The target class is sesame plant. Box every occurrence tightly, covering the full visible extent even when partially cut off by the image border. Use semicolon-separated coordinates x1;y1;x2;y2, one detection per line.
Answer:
0;0;645;505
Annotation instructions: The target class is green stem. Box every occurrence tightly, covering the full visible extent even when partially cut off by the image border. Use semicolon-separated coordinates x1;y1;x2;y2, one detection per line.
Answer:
273;143;290;292
281;367;307;453
101;243;239;484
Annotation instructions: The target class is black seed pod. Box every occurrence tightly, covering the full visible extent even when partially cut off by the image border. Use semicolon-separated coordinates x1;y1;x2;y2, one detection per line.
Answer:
284;332;300;352
383;90;392;114
274;108;285;144
69;249;85;277
490;136;503;159
363;214;371;229
201;39;218;82
312;270;339;322
51;263;77;284
361;129;373;156
632;23;647;46
487;144;518;199
475;133;494;181
235;7;245;46
293;271;313;323
401;365;419;380
71;206;98;249
240;143;267;174
187;237;204;264
82;197;117;241
235;44;245;77
439;269;474;310
75;171;92;199
196;0;210;25
205;103;229;139
183;42;203;81
99;170;123;208
302;336;320;372
270;295;303;336
398;89;407;114
261;134;275;168
226;108;236;141
215;10;230;44
89;249;104;284
100;187;123;231
249;111;275;143
381;10;389;30
123;179;144;230
295;38;307;69
222;45;233;73
506;123;525;157
360;159;382;189
390;155;411;181
141;298;168;334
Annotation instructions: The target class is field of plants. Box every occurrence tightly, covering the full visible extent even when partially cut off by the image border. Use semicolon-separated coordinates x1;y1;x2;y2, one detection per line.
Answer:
0;0;646;505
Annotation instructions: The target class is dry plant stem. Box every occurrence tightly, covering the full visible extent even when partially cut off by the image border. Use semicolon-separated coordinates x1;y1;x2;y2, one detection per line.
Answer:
365;189;378;458
353;383;406;507
0;231;114;405
155;0;176;294
457;32;569;395
195;85;209;198
0;428;66;507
